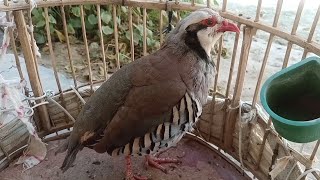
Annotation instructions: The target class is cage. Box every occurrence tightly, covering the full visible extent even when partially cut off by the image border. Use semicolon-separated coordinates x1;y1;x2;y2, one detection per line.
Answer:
0;0;319;180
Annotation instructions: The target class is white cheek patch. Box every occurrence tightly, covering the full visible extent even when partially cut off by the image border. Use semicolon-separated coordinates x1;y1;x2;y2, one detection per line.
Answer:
197;27;223;57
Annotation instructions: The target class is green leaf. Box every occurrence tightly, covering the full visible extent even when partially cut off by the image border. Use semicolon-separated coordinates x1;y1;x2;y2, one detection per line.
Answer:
147;28;153;37
69;18;82;28
34;33;46;44
71;7;81;17
84;4;92;10
133;31;141;45
67;24;75;34
85;19;94;30
102;26;114;35
49;24;55;33
49;15;57;24
88;14;98;25
121;7;127;13
101;11;111;24
36;20;45;27
147;37;153;46
32;9;41;18
133;24;143;34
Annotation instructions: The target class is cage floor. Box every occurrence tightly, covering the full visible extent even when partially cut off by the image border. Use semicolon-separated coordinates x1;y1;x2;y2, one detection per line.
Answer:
0;136;249;180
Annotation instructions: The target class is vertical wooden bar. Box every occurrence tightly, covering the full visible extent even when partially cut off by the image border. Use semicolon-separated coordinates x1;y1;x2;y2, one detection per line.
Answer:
113;5;120;69
6;12;24;80
300;140;320;180
45;7;69;126
302;4;320;59
97;5;108;79
13;10;50;131
282;0;305;68
252;0;283;106
207;0;211;8
44;7;63;94
222;0;227;12
213;37;223;93
223;26;253;150
251;36;274;105
225;23;241;97
128;7;135;61
80;5;93;92
255;0;263;22
191;0;195;6
159;10;164;44
143;8;147;56
28;7;42;88
60;6;77;87
208;37;223;141
255;117;272;170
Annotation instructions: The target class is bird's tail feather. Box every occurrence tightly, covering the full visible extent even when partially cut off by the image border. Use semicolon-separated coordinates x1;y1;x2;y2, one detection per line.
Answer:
56;137;83;173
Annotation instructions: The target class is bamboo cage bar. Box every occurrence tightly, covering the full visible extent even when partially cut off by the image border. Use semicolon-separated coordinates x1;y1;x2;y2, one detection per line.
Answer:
143;8;147;56
252;0;283;106
112;5;120;69
208;37;223;142
0;1;209;12
220;12;320;55
282;0;305;69
302;4;320;59
80;5;93;92
159;9;164;44
254;0;263;22
3;1;320;179
27;6;42;89
97;5;108;80
13;10;51;132
225;23;240;98
222;0;227;12
128;7;135;61
44;7;64;94
223;26;253;150
60;5;78;87
255;117;272;170
301;140;320;180
44;7;69;124
5;12;24;80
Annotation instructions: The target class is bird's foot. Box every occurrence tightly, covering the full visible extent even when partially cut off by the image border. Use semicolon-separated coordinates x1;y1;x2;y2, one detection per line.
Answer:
125;156;148;180
144;154;181;173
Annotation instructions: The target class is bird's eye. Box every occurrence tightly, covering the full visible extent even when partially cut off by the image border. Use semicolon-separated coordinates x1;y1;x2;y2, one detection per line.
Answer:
202;17;216;27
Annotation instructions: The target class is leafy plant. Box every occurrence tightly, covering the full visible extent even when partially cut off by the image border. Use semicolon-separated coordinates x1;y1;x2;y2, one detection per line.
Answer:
30;1;219;69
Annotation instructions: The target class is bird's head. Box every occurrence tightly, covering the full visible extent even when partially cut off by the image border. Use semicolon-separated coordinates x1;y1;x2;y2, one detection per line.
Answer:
166;8;240;59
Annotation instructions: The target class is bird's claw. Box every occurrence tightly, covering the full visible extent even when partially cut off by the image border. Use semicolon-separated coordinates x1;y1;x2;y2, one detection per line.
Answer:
144;155;181;173
125;156;148;180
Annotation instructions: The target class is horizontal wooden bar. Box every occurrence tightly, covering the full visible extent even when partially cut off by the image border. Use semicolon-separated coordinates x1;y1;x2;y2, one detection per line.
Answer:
0;0;210;11
221;12;320;56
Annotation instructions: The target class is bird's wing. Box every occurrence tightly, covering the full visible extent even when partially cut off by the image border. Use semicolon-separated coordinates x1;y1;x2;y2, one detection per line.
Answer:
91;51;189;154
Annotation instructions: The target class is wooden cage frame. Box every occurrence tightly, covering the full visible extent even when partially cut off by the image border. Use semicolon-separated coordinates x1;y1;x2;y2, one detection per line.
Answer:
0;0;320;179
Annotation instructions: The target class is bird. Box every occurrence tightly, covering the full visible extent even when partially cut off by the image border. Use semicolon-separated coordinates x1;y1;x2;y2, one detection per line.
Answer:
56;8;240;180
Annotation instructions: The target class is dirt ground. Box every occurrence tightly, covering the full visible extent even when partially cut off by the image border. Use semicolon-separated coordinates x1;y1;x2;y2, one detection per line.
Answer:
0;137;250;180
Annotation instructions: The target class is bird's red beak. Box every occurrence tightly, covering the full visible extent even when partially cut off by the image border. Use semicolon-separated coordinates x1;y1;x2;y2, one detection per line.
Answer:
217;20;240;34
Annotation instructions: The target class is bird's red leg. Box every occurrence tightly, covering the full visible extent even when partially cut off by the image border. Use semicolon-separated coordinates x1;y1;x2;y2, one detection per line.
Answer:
125;155;148;180
144;153;181;173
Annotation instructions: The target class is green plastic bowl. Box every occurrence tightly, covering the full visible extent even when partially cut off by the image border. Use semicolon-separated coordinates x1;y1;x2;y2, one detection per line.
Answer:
260;56;320;143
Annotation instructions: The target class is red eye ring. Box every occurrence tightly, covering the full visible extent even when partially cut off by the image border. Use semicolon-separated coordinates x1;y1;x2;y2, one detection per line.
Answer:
201;17;217;27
